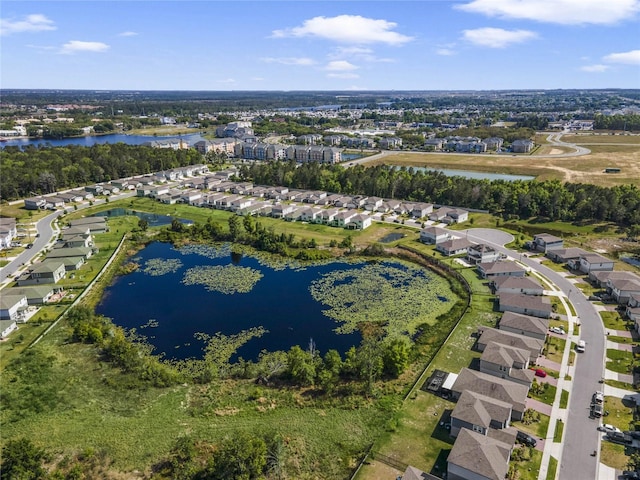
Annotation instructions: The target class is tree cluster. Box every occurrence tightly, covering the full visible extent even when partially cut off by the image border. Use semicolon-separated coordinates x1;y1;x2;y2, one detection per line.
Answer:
594;113;640;131
0;143;204;200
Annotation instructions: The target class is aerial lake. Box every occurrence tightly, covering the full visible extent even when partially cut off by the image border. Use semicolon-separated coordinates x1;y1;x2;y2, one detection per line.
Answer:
93;208;193;227
394;166;535;182
1;132;207;149
96;242;454;362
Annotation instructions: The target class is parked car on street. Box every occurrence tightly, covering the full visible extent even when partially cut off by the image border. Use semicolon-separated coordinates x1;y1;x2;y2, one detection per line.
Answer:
622;471;640;479
591;403;603;417
593;391;604;404
606;431;633;445
597;424;621;434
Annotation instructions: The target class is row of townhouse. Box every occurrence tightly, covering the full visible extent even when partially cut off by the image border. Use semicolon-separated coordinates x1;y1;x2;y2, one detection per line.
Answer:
424;136;534;153
234;142;343;164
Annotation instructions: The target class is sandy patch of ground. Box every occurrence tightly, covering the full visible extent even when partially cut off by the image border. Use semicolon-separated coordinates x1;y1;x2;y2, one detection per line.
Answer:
548;148;564;155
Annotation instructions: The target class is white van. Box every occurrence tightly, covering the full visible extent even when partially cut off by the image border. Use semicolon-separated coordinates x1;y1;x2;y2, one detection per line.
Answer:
577;340;586;353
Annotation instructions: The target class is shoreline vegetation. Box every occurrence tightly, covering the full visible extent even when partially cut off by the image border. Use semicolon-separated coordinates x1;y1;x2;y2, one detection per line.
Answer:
0;199;471;479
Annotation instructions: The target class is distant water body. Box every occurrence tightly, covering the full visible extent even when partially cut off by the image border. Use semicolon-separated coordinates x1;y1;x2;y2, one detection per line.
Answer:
1;132;207;148
397;166;535;182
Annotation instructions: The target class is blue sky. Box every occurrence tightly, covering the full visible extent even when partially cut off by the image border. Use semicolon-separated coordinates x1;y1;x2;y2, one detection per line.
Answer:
1;1;639;90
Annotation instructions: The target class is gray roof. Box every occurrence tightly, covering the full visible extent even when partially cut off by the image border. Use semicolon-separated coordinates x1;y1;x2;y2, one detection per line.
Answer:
402;466;432;480
494;276;543;291
499;311;549;336
478;327;545;359
534;233;563;244
447;428;511;480
68;217;107;226
452;368;529;414
608;277;640;291
479;261;526;275
580;253;613;264
451;390;512;429
7;285;55;298
481;341;530;368
0;294;26;310
591;270;639;283
547;247;588;260
498;292;552;314
47;247;92;258
439;238;474;251
30;261;65;274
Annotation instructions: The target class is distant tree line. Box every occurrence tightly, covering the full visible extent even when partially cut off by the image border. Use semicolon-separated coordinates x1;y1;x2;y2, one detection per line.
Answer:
0;144;203;200
240;161;640;227
594;113;640;131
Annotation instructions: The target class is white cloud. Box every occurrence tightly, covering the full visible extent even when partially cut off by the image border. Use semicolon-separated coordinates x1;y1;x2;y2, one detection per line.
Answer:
325;60;359;71
60;40;110;54
457;0;640;25
462;28;537;48
261;57;315;66
436;48;456;56
327;73;360;79
603;49;640;65
218;78;236;84
329;46;394;63
0;14;56;36
581;64;610;72
118;31;138;37
272;15;413;45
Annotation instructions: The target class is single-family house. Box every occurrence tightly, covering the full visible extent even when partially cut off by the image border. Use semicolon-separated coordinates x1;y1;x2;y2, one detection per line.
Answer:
476;327;545;363
180;190;202;205
442;209;469;224
1;319;18;339
467;244;500;265
477;261;527;279
493;276;544;296
546;247;588;263
590;270;639;288
447;428;514;480
532;233;563;253
450;390;513;438
68;217;107;233
17;261;66;286
479;341;535;386
498;311;549;341
400;465;432;480
229;197;252;212
299;207;323;223
436;238;474;256
335;210;358;227
0;294;28;322
272;204;296;219
569;253;615;274
420;226;451;245
451;368;529;420
8;285;55;305
348;214;372;230
411;203;433;218
46;246;93;261
24;197;47;210
608;277;640;305
320;208;340;225
498;292;552;318
0;218;17;249
626;294;640;329
85;184;104;195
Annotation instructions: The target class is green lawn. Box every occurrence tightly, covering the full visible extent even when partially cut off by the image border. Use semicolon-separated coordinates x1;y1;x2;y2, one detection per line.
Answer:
600;442;631;471
550;296;567;316
604;397;635;432
606;349;634;374
544;336;566;364
513;412;551;439
528;382;557;406
540;260;571;273
512;448;543;480
605;379;635;391
574;282;599;297
553;419;564;442
546;456;558;480
560;389;569;409
600;311;630;331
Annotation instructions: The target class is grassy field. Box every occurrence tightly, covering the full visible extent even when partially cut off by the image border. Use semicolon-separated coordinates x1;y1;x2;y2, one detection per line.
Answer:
601;311;630;331
544;337;566;364
512;448;543;480
604;396;635;431
528;383;557;406
600;442;630;470
513;412;551;439
606;349;634;375
562;134;640;144
363;138;640;186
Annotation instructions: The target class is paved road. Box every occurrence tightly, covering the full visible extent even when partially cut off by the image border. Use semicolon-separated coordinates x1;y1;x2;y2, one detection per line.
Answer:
463;228;605;480
0;192;136;283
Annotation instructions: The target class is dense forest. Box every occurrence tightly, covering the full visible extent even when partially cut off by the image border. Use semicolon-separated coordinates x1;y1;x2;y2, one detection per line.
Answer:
239;161;640;227
0;144;202;200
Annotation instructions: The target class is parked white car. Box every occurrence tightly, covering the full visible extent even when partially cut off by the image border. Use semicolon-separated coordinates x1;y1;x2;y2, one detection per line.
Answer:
598;424;621;434
550;327;566;335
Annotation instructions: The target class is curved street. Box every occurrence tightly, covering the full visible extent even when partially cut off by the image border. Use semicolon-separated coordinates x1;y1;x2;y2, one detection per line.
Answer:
464;228;606;480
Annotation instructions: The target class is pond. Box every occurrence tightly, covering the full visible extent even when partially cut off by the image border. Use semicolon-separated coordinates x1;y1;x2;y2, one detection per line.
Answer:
379;232;405;243
96;242;455;362
396;166;535;182
93;208;193;227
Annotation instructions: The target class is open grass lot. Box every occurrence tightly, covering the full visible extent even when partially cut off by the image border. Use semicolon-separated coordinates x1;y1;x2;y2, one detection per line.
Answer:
562;134;640;144
544;336;566;364
606;349;634;375
355;391;455;479
363;142;640;187
600;441;633;470
601;311;630;331
604;396;635;431
0;202;51;222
